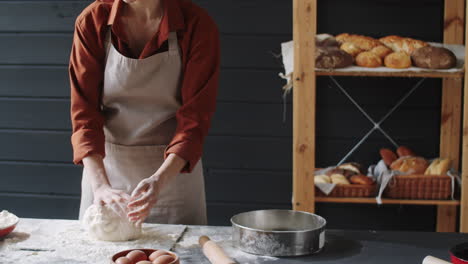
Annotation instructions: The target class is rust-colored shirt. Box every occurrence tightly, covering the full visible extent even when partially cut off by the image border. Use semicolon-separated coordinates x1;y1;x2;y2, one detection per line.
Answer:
69;0;219;172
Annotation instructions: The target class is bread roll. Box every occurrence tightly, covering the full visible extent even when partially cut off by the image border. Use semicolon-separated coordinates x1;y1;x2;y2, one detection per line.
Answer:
326;168;356;179
330;174;350;185
315;174;332;184
390;157;429;174
370;45;393;59
384;52;412;69
424;158;451;175
316;47;354;69
350;175;374;185
337;162;363;174
356;51;382;67
316;34;340;47
411;46;457;69
340;42;362;57
335;33;382;51
379;35;429;55
380;148;398;166
396;146;415;157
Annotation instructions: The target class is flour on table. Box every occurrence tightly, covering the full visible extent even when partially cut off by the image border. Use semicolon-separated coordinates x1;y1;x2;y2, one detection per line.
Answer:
0;210;18;229
82;204;141;241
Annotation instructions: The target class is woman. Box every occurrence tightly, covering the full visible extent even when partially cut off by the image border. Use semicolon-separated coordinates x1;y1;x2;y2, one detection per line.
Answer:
69;0;219;225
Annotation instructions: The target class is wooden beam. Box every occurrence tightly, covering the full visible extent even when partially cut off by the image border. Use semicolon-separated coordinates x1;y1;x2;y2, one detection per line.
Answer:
461;0;468;233
439;0;464;233
292;0;316;213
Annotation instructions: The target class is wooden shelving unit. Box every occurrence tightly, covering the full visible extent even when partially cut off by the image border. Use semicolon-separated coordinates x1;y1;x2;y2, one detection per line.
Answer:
292;0;467;232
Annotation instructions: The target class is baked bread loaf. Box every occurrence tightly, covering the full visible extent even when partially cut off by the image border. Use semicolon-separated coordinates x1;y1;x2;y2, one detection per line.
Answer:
335;33;382;51
330;174;351;185
370;45;393;59
379;35;429;55
424;158;451;175
340;42;362;57
337;162;363;174
326;168;356;179
390;156;429;174
380;148;398;166
316;34;340;47
396;146;415;157
384;52;412;69
315;174;332;184
316;47;354;69
356;51;382;67
350;175;374;185
411;46;457;69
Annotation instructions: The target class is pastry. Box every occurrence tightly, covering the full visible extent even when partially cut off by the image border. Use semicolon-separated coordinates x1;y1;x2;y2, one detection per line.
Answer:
350;174;375;185
356;51;382;67
330;174;351;185
379;35;429;55
335;33;382;51
411;46;457;69
390;156;429;174
370;45;393;59
340;42;363;57
380;148;398;166
326;168;357;179
315;174;332;184
316;34;340;47
396;146;415;157
337;162;363;174
425;158;451;175
316;46;354;69
384;52;412;69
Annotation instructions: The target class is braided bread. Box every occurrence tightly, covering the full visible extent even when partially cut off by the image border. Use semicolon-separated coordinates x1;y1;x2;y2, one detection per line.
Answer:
379;35;429;55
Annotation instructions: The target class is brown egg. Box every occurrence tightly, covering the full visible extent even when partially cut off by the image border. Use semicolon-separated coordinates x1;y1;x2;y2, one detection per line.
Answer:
153;255;175;264
136;261;152;264
127;250;147;263
149;250;170;261
115;257;132;264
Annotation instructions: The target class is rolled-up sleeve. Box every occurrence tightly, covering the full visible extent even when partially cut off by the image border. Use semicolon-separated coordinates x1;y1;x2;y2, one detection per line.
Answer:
164;15;220;173
69;19;106;164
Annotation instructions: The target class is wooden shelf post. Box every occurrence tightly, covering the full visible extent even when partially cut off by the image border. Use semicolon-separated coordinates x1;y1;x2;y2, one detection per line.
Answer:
461;0;468;233
438;0;464;233
292;0;317;213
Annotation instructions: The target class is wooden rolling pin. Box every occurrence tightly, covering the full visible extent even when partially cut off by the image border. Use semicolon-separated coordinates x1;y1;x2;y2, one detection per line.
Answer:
422;256;452;264
199;236;237;264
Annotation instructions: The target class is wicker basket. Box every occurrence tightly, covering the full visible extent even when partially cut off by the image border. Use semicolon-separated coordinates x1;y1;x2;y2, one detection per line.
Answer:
316;184;377;197
383;174;452;199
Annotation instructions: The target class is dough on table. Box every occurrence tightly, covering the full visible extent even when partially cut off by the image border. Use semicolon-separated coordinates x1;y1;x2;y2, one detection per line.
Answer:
82;204;142;241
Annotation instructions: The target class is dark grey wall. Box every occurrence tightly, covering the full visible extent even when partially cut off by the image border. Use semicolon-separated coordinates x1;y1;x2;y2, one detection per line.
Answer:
0;0;447;231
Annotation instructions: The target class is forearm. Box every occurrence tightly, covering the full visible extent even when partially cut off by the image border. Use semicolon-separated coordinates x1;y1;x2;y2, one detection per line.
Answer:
151;153;187;185
82;154;110;191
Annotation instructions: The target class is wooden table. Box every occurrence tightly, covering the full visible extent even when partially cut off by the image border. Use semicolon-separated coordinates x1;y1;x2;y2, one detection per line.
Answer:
1;218;468;264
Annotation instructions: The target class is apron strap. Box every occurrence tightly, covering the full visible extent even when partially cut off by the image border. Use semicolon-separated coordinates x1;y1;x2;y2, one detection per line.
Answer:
104;27;113;62
168;32;179;56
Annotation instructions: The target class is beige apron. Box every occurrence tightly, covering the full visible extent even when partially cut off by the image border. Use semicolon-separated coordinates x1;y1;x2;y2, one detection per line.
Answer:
78;29;207;225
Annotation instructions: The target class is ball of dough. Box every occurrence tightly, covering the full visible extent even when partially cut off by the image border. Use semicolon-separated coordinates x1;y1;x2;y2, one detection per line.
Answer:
83;204;142;241
355;51;382;67
384;52;412;69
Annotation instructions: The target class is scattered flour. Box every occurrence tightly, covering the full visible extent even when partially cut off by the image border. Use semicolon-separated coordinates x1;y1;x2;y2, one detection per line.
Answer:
0;211;18;229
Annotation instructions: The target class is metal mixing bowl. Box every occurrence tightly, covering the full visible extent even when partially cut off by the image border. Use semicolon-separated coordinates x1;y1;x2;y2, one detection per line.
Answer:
231;209;326;256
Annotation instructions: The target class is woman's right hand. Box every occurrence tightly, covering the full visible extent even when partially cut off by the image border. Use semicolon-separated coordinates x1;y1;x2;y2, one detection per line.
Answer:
93;184;130;206
83;154;130;206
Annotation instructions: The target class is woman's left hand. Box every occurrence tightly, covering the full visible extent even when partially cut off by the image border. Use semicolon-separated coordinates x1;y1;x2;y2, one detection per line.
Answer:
127;176;163;225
